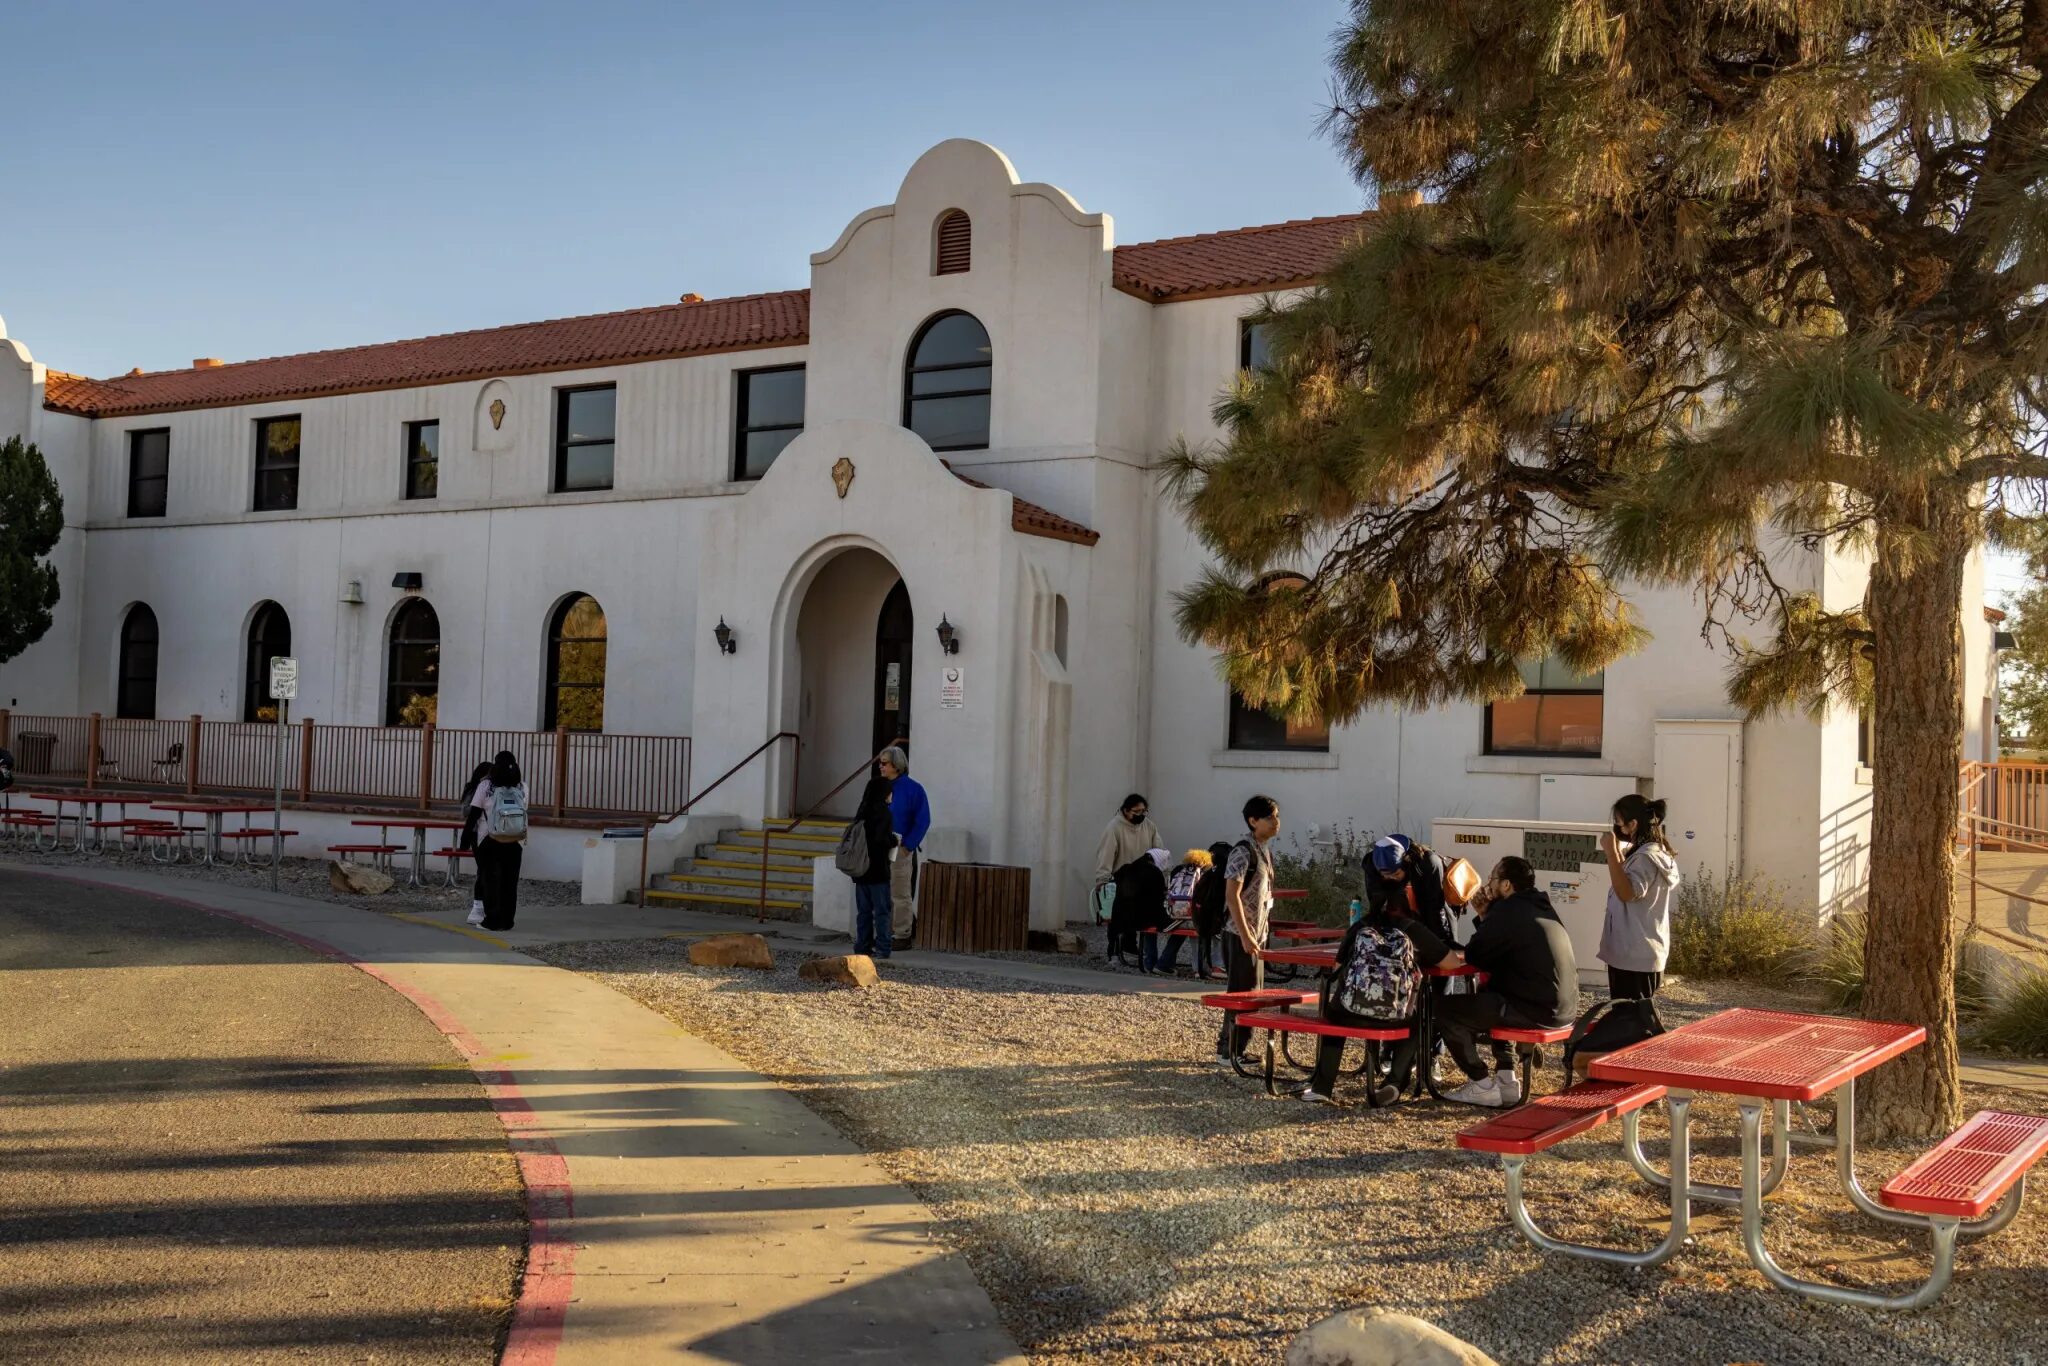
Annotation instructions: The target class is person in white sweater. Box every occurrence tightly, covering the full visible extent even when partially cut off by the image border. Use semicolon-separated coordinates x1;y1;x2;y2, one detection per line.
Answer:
1092;794;1162;918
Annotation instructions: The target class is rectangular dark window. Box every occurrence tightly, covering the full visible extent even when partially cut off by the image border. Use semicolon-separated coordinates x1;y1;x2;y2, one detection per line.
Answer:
1485;654;1604;756
1239;319;1272;373
253;415;301;511
127;428;169;518
404;420;439;500
554;385;616;492
733;365;805;480
1228;689;1330;752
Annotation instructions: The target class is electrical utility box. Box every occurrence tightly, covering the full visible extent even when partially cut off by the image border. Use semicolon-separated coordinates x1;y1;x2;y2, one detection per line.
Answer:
1431;817;1609;986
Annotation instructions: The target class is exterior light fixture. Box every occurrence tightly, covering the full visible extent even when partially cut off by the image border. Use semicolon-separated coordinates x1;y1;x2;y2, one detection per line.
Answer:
392;571;424;593
714;618;737;655
935;616;960;655
339;579;365;605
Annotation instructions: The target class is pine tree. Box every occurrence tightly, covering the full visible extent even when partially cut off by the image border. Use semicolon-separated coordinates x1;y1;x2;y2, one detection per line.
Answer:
0;436;64;666
1171;2;2048;1136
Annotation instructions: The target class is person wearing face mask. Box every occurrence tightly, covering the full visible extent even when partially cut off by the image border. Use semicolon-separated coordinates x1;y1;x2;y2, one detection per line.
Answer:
1093;793;1162;923
1599;794;1682;1001
1436;856;1579;1107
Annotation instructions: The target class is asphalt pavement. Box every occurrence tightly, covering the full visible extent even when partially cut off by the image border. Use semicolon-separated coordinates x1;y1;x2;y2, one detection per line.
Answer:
0;869;524;1362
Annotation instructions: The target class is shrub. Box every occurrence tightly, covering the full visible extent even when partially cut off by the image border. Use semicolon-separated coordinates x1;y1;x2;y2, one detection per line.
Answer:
1810;910;1993;1020
1972;969;2048;1056
1666;871;1814;986
1273;825;1370;927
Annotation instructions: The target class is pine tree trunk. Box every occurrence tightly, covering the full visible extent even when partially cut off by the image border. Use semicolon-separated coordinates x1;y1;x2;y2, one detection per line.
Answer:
1860;510;1968;1141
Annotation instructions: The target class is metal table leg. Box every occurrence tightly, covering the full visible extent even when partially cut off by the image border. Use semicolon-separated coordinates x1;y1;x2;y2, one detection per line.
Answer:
1737;1102;1964;1310
1500;1096;1696;1266
1626;1095;1792;1205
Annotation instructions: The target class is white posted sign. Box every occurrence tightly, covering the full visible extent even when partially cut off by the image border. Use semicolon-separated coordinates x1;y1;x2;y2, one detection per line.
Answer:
939;666;964;708
268;656;299;701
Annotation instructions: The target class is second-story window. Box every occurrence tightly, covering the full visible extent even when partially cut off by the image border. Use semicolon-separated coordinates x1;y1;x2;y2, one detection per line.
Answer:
404;420;439;500
127;429;169;518
554;385;616;493
734;365;805;480
1485;653;1605;756
904;311;991;452
253;416;301;511
1239;319;1272;373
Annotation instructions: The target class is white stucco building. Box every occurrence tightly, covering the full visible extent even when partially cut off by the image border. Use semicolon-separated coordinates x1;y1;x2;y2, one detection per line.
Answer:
0;140;1999;928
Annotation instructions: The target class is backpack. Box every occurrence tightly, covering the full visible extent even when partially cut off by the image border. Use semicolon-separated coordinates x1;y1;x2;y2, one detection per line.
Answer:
1166;864;1203;916
0;747;12;794
484;783;529;842
1562;997;1668;1076
834;821;870;879
1330;923;1420;1021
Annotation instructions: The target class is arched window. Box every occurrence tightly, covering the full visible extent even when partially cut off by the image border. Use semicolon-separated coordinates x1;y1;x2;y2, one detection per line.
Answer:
934;209;971;275
117;605;160;720
903;311;991;452
243;602;293;722
544;594;607;731
386;599;441;727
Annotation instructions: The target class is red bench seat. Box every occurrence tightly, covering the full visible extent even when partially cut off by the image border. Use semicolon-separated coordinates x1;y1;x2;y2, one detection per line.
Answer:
328;843;403;854
1456;1080;1667;1156
220;828;299;839
1491;1023;1573;1045
1880;1110;2048;1220
1199;988;1314;1012
1233;1008;1411;1042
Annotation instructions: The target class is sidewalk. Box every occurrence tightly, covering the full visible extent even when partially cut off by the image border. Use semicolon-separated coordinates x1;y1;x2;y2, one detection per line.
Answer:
11;862;1021;1366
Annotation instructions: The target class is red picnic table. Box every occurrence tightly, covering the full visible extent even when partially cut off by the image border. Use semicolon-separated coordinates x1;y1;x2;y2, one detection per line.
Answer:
150;801;275;865
350;817;466;887
1453;1005;2048;1310
34;791;151;851
1271;924;1345;942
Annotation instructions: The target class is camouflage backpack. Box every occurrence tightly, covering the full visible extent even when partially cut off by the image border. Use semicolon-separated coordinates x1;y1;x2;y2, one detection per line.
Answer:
1332;924;1420;1021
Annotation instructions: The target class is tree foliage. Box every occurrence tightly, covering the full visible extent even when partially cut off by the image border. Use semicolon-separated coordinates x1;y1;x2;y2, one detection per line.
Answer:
0;436;64;666
1172;1;2048;1135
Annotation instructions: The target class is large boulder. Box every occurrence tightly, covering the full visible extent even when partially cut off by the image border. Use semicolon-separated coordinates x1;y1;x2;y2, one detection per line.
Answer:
798;954;881;988
688;933;775;970
1286;1309;1497;1366
328;860;394;896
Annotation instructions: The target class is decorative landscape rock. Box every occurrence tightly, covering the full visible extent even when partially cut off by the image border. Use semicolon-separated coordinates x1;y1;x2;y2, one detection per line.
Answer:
327;860;394;896
798;954;881;988
1054;931;1085;955
1285;1309;1497;1366
687;933;775;970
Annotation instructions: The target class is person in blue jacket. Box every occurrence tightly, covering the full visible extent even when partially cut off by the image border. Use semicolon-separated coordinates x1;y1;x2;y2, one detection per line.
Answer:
879;746;929;947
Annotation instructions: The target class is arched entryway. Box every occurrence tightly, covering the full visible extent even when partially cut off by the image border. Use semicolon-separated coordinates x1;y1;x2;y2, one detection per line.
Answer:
789;547;912;814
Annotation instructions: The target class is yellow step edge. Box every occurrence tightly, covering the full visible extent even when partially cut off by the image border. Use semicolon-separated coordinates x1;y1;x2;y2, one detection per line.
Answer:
691;863;812;882
643;889;807;909
672;873;810;890
709;845;820;860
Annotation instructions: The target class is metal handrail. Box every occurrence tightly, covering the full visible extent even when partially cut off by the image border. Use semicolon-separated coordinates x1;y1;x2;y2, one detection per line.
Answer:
637;732;801;904
749;738;905;921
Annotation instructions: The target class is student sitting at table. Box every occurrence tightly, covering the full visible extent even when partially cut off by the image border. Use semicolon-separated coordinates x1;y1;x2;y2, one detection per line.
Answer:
1438;856;1579;1108
1302;890;1463;1106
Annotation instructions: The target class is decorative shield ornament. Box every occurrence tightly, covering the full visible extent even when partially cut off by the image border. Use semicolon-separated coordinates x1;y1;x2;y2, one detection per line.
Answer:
489;398;506;430
832;457;855;499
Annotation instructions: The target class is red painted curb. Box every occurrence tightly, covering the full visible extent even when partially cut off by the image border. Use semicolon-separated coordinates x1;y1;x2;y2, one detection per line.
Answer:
7;867;574;1365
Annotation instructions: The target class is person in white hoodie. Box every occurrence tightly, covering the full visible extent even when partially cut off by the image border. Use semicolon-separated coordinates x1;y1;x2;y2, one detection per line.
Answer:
1598;794;1682;1000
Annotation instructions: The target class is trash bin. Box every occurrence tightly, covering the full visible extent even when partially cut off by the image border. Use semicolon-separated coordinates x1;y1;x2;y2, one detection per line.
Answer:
14;732;56;774
914;861;1030;952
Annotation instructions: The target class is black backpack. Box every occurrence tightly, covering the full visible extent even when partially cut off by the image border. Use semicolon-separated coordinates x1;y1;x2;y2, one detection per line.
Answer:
0;747;12;794
1562;996;1667;1076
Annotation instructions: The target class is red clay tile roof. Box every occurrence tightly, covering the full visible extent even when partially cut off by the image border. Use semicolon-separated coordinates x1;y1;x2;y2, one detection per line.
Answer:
1109;212;1374;301
42;291;810;419
945;465;1100;547
40;214;1372;418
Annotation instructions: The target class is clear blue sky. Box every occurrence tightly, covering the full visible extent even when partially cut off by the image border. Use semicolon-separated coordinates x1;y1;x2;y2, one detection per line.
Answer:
2;0;1359;382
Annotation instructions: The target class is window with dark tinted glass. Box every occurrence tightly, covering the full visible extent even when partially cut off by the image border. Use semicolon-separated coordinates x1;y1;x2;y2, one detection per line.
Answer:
253;416;301;511
404;420;439;500
544;594;607;731
554;385;616;492
1228;691;1331;751
903;311;991;451
1485;653;1604;756
127;429;169;517
386;598;441;726
733;366;805;480
1239;319;1272;373
117;604;160;719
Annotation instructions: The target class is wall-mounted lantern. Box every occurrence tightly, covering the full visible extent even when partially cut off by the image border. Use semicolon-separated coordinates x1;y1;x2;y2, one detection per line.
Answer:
935;615;960;655
714;618;737;656
392;571;424;593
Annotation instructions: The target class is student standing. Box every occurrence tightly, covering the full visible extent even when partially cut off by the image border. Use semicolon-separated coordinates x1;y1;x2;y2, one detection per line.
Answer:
1215;795;1280;1066
878;747;928;947
1092;794;1162;920
848;775;898;958
457;759;492;926
469;750;528;932
1599;794;1682;1000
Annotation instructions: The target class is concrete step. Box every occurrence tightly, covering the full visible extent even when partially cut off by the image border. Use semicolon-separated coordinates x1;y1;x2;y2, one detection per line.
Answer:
642;888;810;922
718;831;842;854
656;871;811;897
701;842;817;870
687;856;815;885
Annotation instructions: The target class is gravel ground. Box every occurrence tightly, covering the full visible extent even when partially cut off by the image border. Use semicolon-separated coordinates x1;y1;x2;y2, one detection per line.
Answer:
2;842;583;919
527;937;2047;1366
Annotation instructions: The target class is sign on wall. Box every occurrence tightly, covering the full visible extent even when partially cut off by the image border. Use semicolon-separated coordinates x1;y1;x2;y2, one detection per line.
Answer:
268;656;299;701
940;666;965;708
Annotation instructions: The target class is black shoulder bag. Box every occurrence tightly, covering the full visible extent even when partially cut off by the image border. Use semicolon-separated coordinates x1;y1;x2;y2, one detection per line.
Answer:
1562;996;1668;1077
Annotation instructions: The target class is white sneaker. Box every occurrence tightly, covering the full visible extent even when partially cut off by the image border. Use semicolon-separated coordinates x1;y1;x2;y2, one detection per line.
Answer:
1446;1073;1510;1107
1492;1070;1523;1107
1298;1089;1335;1106
466;904;486;926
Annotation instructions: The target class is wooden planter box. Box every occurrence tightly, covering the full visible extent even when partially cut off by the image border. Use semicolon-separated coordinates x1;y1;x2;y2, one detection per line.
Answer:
915;861;1029;953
